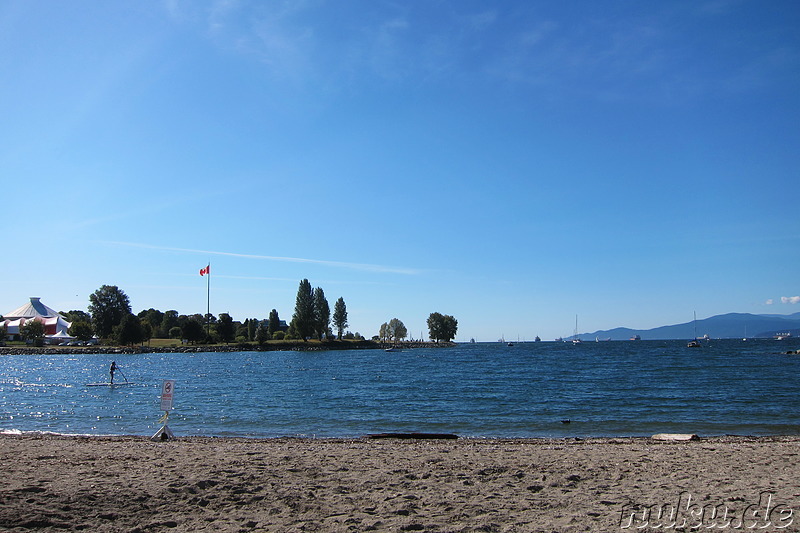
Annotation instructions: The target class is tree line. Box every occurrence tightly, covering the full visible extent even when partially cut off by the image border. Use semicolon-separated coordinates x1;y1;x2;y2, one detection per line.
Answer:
68;282;357;346
3;280;457;346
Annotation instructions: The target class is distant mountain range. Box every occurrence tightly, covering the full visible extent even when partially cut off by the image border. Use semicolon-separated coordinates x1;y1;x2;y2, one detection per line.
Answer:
580;312;800;341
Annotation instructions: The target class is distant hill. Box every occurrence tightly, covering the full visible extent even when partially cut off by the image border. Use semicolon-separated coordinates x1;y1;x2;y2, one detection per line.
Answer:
582;312;800;341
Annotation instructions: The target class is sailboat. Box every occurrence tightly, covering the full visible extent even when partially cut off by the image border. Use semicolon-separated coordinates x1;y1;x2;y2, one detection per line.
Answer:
687;312;701;348
572;315;582;344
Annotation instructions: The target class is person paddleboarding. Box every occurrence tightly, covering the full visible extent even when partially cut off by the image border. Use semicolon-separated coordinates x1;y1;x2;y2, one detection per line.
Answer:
109;361;118;384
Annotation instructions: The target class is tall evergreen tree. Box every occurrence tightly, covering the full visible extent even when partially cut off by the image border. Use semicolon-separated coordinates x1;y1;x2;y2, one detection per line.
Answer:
332;297;348;340
313;287;330;340
268;309;281;336
290;279;315;341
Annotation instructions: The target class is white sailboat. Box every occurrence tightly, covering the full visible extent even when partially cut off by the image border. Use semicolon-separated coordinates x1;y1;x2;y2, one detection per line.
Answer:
572;315;582;344
687;312;701;348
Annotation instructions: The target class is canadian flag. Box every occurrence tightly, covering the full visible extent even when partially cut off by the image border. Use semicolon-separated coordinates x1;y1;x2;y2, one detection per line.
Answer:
199;265;210;276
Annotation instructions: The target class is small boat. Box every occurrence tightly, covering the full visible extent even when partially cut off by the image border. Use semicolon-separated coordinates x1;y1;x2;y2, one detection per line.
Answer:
534;336;541;342
385;346;400;352
630;335;641;341
687;312;702;347
572;315;582;344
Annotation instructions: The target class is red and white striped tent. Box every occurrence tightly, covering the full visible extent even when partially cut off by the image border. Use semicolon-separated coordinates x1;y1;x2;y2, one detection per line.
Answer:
2;297;72;338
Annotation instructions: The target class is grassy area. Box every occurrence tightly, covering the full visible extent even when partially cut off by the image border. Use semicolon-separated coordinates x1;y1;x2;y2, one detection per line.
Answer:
146;338;183;348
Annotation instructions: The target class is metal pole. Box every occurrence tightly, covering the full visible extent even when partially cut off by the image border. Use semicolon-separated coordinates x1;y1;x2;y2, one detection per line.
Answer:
206;262;211;338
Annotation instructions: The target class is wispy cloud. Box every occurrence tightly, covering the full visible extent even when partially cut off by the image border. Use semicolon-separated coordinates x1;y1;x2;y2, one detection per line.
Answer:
101;241;421;275
781;296;800;304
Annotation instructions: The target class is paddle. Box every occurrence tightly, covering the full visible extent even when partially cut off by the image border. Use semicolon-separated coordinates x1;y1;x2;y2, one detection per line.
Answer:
116;366;129;384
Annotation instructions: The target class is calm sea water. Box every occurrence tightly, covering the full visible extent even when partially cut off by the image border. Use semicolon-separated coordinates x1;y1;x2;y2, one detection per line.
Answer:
1;339;798;439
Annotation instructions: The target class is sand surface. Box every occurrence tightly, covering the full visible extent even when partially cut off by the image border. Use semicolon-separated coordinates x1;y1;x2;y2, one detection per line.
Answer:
0;434;798;532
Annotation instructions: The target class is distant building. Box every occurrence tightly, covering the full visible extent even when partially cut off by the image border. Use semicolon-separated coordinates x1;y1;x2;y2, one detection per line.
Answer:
259;318;289;332
2;297;72;341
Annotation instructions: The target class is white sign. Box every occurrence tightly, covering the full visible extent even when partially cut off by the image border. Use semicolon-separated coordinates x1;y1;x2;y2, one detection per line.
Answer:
160;380;175;411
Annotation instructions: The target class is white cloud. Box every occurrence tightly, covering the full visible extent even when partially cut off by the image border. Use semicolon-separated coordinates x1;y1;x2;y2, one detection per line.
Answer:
766;299;774;305
781;296;800;304
101;241;421;275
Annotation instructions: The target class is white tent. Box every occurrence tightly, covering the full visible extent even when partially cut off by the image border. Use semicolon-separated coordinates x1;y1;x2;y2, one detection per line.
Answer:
47;329;75;344
2;297;72;339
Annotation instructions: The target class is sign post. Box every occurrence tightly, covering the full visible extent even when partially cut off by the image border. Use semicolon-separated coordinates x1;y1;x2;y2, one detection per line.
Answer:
151;380;176;441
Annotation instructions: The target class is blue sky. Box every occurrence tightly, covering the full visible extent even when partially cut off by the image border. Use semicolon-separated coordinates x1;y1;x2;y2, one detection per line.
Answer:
2;0;798;341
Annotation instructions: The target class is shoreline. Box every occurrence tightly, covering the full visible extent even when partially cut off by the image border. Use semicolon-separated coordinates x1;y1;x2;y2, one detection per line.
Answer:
4;431;800;443
1;434;797;531
0;340;455;356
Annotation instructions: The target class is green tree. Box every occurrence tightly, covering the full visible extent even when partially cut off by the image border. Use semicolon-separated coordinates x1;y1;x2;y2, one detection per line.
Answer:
216;313;235;343
387;318;408;343
63;310;91;324
141;321;153;345
169;326;182;339
138;308;165;338
255;323;270;345
0;322;6;342
181;318;205;344
247;318;257;341
267;309;281;336
88;285;132;338
379;322;389;342
20;319;45;345
68;320;94;341
115;314;145;346
203;313;217;338
161;310;179;336
313;287;330;339
290;279;315;341
332;297;348;340
427;312;458;342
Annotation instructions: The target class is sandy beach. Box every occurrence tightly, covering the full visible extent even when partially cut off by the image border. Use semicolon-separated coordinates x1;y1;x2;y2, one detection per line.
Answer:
0;434;798;532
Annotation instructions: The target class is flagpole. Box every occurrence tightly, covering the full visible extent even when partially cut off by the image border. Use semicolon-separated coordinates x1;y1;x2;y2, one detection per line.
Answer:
206;261;211;338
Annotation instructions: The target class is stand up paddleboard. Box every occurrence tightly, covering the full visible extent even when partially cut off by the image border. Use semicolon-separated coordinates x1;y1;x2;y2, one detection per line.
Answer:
86;382;136;387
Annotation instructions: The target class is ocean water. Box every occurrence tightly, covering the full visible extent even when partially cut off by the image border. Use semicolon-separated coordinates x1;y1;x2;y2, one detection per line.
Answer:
1;339;798;439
